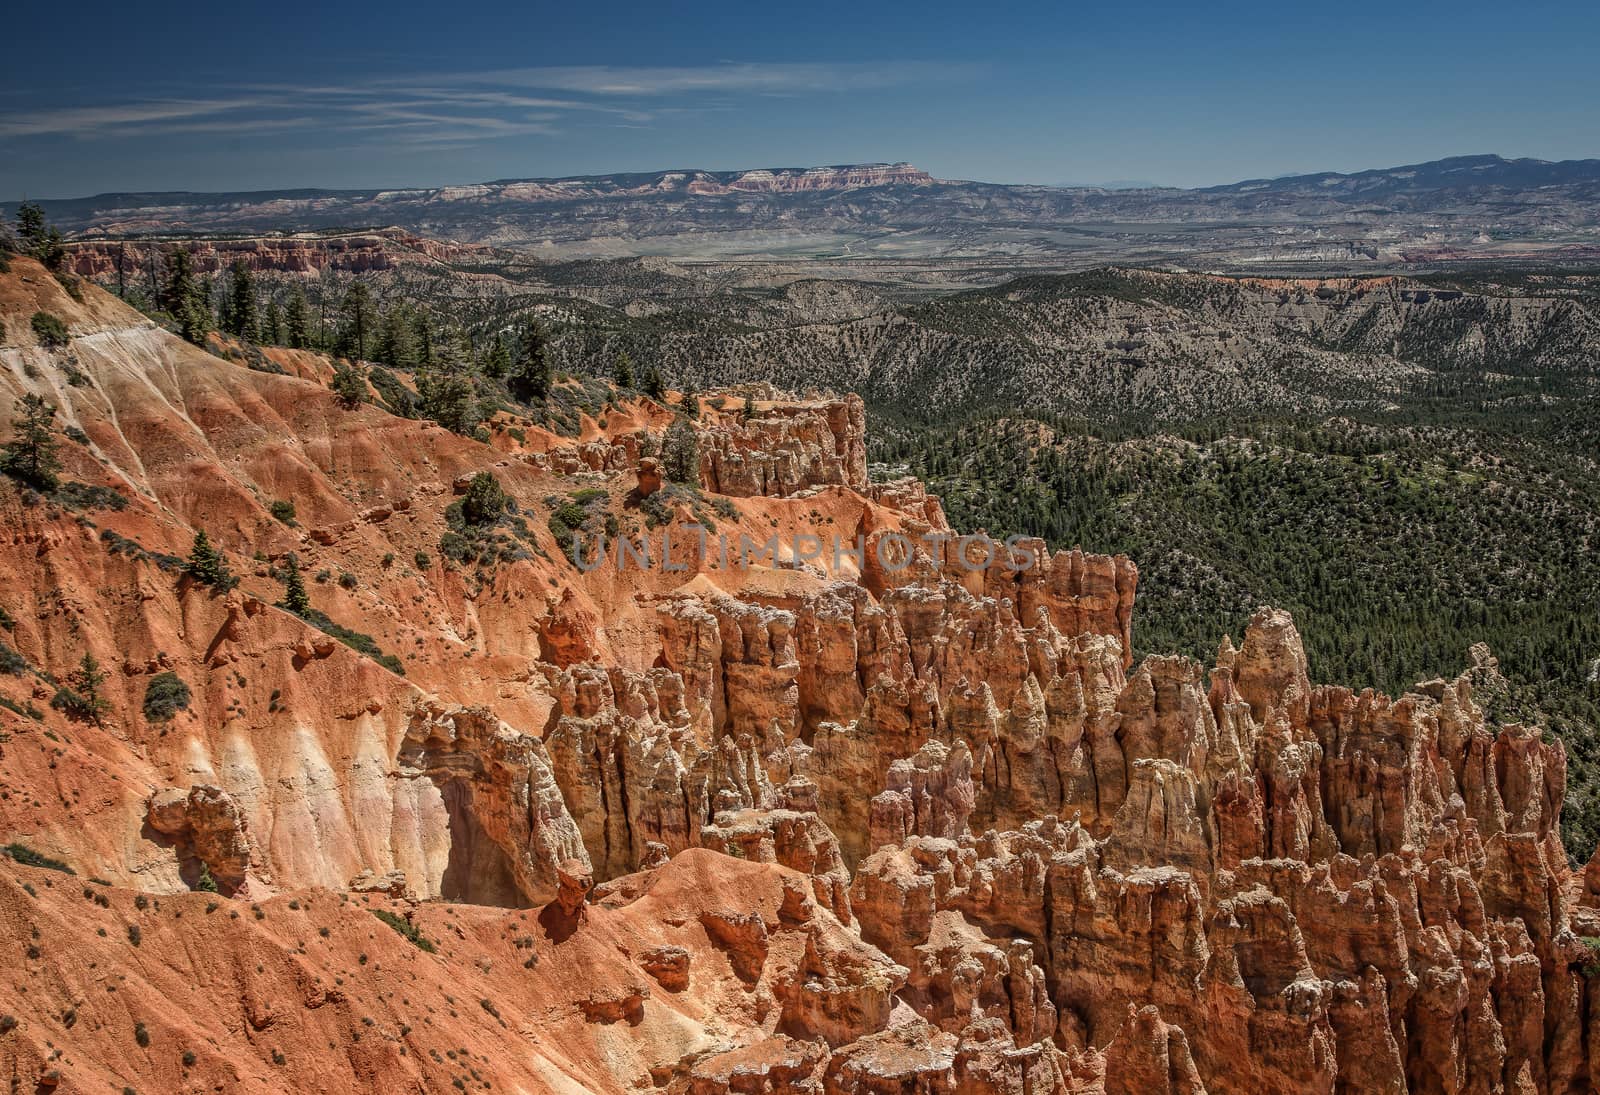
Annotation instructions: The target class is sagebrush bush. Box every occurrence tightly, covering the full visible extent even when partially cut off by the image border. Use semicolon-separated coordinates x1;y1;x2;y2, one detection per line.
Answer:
142;672;191;721
30;311;68;347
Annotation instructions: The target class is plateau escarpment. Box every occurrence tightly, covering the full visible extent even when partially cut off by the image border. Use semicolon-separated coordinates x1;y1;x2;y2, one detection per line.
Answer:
1;259;1598;1093
64;229;492;279
24;154;1600;261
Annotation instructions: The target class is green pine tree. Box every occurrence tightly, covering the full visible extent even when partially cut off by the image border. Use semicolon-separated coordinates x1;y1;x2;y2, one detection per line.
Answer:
66;652;109;725
14;202;66;271
161;248;196;317
377;306;415;369
613;351;634;390
339;282;375;361
186;529;236;590
278;553;311;617
417;365;479;435
412;313;435;369
178;291;212;346
225;260;259;340
284;288;312;350
507;319;551;404
661;418;700;485
461;472;509;527
0;393;61;491
482;334;511;379
643;365;665;401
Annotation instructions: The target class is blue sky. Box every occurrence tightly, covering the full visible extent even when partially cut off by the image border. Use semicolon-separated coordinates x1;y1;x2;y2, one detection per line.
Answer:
3;0;1597;197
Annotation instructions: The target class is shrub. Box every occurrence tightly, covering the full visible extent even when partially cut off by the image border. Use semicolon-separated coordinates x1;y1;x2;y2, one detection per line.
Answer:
368;367;417;418
54;273;84;303
299;607;404;677
50;686;94;722
0;639;26;675
30;311;69;347
268;499;297;526
438;531;474;564
0;695;42;721
142;672;191;721
552;501;587;529
639;491;673;529
4;843;74;874
331;364;367;408
52;482;128;512
413;551;432;570
461;472;509;527
372;908;437;952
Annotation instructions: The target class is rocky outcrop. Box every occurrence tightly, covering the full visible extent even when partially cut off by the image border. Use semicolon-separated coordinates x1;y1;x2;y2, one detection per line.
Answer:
144;784;257;893
698;393;869;497
65;229;488;278
847;607;1592;1095
527;391;868;499
398;701;589;906
715;164;933;194
701;807;854;925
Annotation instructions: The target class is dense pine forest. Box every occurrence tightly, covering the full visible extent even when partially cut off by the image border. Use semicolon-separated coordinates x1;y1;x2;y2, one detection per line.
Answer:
874;407;1600;859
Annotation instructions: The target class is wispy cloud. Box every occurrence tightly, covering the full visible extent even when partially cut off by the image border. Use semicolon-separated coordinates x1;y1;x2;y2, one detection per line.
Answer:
450;61;971;96
0;61;966;147
0;98;267;139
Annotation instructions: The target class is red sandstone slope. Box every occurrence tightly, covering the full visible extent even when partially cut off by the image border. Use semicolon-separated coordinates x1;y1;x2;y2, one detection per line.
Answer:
0;849;907;1094
4;258;1600;1094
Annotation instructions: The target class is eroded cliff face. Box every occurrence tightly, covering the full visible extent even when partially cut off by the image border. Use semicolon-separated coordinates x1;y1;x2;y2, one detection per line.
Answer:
852;616;1589;1094
1;258;1597;1094
522;386;869;499
64;229;491;278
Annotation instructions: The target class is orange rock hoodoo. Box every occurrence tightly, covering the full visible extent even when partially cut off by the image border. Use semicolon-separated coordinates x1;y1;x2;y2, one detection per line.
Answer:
0;258;1596;1093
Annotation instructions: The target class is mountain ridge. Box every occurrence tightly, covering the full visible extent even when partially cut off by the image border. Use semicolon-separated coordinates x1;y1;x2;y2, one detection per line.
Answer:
1201;152;1600;196
26;153;1600;209
18;151;1600;266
